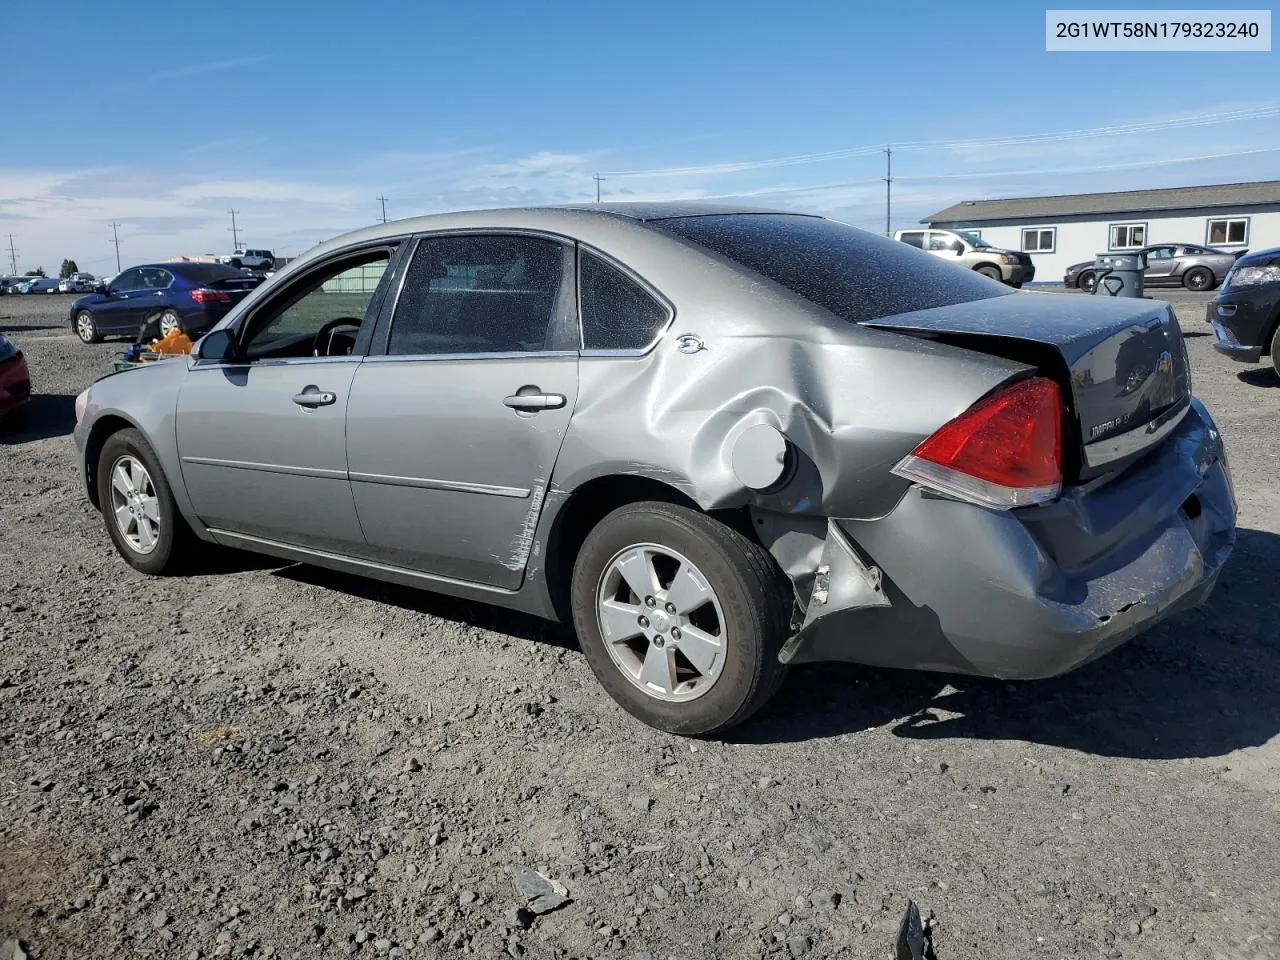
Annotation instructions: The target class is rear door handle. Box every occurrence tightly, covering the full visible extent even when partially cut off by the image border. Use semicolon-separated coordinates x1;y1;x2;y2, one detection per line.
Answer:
292;389;337;407
503;392;566;411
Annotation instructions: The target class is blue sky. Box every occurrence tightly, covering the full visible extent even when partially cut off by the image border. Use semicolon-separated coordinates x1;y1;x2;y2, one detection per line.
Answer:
2;0;1277;273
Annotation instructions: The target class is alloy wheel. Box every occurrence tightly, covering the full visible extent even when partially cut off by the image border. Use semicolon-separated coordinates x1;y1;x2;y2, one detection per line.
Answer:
109;455;161;554
595;543;727;702
158;312;181;336
76;311;96;343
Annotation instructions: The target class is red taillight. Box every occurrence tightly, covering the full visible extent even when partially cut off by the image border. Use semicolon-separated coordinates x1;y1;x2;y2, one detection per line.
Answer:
190;288;230;303
892;376;1063;509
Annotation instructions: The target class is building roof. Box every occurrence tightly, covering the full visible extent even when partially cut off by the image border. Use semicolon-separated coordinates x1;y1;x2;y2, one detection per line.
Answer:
924;180;1280;224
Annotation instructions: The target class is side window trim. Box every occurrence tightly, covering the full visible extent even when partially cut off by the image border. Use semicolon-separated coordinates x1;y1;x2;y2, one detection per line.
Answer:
576;243;676;358
372;228;578;360
231;239;404;357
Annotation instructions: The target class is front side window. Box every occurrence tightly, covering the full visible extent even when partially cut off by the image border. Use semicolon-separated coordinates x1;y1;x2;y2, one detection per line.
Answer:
111;268;144;292
387;234;565;356
1022;228;1056;252
1109;223;1145;249
926;232;960;252
579;252;670;352
1207;218;1248;245
243;249;392;361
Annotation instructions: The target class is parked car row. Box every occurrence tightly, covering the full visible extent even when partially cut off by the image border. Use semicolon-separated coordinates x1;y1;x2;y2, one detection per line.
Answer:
1064;244;1246;292
71;203;1237;735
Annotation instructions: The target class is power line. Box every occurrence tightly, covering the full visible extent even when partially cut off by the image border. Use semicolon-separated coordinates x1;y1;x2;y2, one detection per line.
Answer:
4;234;17;275
227;209;241;248
377;196;389;223
600;103;1280;180
593;174;606;203
109;223;122;273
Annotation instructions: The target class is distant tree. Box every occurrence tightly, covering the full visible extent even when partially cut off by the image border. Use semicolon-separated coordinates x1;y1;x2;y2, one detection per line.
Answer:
59;259;80;279
23;267;45;277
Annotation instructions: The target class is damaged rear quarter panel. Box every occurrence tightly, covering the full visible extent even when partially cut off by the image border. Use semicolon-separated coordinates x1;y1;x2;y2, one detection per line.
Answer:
547;235;1029;524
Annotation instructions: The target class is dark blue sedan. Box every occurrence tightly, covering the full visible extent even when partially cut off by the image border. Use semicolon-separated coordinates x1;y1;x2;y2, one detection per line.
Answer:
70;262;263;344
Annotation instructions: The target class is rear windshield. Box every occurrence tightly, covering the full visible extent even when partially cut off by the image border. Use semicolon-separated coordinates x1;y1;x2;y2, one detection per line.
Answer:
174;263;251;284
649;214;1010;323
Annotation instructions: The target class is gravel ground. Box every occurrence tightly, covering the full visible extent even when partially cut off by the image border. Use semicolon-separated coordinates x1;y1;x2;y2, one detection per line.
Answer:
1;288;1278;960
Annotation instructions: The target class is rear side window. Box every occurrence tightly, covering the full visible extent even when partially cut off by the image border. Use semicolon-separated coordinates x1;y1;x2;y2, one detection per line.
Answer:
899;231;925;248
579;252;670;351
650;215;1008;324
388;234;565;356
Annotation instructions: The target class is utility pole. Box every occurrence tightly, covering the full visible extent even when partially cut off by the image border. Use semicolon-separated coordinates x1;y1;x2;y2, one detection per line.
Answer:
109;222;122;273
227;209;241;249
593;174;606;203
377;196;389;223
883;146;893;237
4;234;17;275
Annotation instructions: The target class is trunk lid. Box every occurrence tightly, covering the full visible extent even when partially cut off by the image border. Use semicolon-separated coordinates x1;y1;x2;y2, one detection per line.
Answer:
207;275;262;303
862;292;1191;479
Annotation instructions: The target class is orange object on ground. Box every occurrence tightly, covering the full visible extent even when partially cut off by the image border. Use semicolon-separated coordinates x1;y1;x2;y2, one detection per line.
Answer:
149;329;194;354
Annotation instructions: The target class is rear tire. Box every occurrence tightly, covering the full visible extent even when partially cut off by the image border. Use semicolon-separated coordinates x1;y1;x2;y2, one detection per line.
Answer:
157;310;182;337
97;428;197;576
1078;270;1096;293
570;501;790;736
976;265;1001;282
1184;267;1213;291
75;310;101;344
229;259;242;269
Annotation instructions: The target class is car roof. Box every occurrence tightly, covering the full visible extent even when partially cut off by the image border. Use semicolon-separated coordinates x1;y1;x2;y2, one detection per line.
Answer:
318;202;813;244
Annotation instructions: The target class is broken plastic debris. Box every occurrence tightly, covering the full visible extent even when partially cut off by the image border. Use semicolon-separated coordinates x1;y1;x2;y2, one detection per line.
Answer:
896;899;938;960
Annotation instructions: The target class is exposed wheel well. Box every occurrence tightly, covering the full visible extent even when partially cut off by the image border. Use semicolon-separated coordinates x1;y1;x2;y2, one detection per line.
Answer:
541;474;754;623
973;261;1002;275
1263;309;1280;356
84;415;137;510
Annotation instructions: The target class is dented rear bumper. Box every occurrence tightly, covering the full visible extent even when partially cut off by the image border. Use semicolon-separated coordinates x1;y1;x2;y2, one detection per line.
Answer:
772;398;1236;679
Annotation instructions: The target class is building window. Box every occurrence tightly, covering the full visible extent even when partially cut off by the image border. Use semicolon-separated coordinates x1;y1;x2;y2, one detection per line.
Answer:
1022;227;1056;253
1109;223;1146;249
1206;217;1248;246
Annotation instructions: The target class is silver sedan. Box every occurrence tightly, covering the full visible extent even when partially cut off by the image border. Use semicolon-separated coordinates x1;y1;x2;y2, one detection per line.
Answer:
74;204;1236;734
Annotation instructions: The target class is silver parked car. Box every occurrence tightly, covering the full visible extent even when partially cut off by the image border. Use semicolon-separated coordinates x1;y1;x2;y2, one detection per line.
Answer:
73;204;1236;735
1064;243;1245;292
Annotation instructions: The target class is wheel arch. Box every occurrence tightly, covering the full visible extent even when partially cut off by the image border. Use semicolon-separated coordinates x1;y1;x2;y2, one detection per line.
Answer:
83;413;144;510
538;473;754;624
972;261;1002;276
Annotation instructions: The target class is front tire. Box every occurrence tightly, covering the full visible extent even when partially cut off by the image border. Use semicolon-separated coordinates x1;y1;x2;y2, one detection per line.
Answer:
97;429;196;575
75;310;101;344
1078;270;1096;293
1184;267;1213;291
976;265;1001;282
570;502;790;736
1270;322;1280;378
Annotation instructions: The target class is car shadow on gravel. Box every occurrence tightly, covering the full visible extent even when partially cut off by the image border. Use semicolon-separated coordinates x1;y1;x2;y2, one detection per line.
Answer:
1237;368;1279;387
274;564;578;649
737;527;1280;761
0;323;61;333
1;394;75;444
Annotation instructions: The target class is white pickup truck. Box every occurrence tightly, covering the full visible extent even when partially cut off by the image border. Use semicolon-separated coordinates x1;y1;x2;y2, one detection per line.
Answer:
894;228;1035;288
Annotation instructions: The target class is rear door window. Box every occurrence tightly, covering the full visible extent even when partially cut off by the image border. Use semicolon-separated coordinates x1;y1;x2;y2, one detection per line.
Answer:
898;231;925;248
387;234;567;356
579;252;671;352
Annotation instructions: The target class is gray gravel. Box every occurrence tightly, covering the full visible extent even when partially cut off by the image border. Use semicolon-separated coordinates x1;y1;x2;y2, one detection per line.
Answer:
2;289;1278;959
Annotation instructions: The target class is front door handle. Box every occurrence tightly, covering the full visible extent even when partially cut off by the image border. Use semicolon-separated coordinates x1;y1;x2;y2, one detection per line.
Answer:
292;388;337;407
502;392;566;412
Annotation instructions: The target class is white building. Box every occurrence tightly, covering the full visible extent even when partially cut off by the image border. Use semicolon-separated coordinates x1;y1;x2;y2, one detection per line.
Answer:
922;180;1280;282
